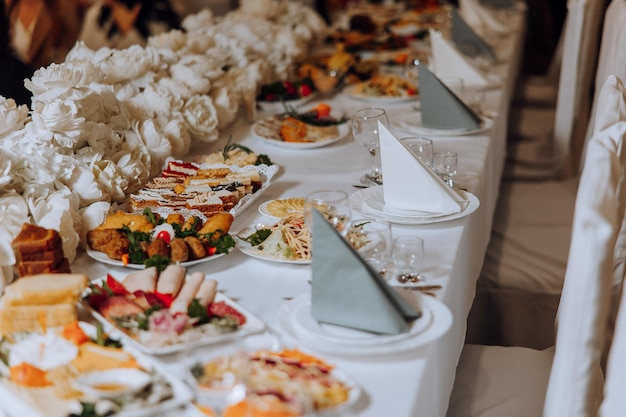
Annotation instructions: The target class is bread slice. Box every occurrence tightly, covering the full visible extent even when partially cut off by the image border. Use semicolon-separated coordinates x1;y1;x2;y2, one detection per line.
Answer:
17;257;70;277
0;302;77;334
3;273;88;307
11;223;62;254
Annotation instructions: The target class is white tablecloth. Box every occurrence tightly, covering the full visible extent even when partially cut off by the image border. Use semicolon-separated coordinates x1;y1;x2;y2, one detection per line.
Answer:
68;11;526;417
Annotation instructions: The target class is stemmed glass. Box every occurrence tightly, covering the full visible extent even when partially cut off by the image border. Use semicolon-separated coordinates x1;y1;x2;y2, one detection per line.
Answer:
352;107;389;185
345;219;393;276
433;151;458;187
304;189;352;235
401;137;434;167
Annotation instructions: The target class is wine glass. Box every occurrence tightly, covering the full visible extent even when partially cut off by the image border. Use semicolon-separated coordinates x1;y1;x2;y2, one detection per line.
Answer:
433;151;458;187
392;235;426;283
304;189;352;235
345;219;393;277
400;137;434;167
352;107;389;184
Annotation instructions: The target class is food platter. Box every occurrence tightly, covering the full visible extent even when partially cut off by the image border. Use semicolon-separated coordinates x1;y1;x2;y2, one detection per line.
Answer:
0;322;193;417
235;224;311;265
82;276;266;356
252;115;349;149
342;77;419;104
86;247;227;269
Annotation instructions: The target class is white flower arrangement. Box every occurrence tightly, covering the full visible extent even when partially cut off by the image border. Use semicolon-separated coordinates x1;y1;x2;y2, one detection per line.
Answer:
0;0;328;281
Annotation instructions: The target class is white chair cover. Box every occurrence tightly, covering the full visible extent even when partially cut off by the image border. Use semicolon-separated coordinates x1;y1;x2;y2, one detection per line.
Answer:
452;76;626;417
505;0;605;180
544;75;626;417
582;0;626;172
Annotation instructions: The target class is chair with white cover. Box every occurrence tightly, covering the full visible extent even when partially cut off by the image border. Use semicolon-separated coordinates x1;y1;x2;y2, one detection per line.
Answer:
448;75;626;417
465;5;626;349
505;0;605;180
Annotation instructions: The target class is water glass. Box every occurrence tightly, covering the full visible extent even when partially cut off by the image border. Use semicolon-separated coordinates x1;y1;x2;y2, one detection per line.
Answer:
400;137;434;167
433;151;458;187
392;236;425;283
304;189;352;234
345;219;393;276
352;107;389;184
439;77;465;100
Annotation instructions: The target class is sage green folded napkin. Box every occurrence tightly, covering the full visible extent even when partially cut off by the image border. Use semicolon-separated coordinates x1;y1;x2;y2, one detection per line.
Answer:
418;64;482;130
451;8;496;59
310;209;421;335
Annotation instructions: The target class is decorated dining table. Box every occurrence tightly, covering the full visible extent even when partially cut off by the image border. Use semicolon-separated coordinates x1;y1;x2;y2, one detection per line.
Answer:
0;1;527;416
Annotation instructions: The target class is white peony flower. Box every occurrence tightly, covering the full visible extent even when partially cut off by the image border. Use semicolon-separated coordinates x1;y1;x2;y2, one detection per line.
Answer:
0;193;30;267
0;97;29;140
159;112;191;157
24;63;84;101
92;159;127;202
78;201;111;246
31;99;85;149
182;9;215;33
211;86;240;129
137;119;172;176
83;121;123;158
27;187;81;263
63;161;105;205
183;95;220;142
0;150;16;193
99;45;162;84
148;30;188;51
112;147;151;194
170;54;215;95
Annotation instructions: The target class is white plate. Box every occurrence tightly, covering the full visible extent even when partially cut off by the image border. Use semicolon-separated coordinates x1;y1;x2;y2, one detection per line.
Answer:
83;281;266;356
350;186;480;225
277;294;452;357
342;83;419;104
257;198;305;220
292;295;432;347
0;322;193;417
396;111;494;136
235;225;311;265
256;93;317;113
86;247;227;270
252;117;349;149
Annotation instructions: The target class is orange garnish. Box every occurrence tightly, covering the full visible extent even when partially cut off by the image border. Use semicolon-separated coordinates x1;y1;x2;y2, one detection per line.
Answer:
10;363;49;387
121;253;130;266
61;321;89;346
224;399;300;417
313;103;331;118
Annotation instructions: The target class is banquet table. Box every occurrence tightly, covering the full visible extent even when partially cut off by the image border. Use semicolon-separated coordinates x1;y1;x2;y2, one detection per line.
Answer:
67;9;527;417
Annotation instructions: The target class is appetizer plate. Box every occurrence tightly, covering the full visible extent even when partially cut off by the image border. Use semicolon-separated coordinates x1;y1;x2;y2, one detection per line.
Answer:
396;111;494;136
251;116;349;150
350;186;480;225
83;280;266;356
278;294;453;357
235;225;311;265
256;93;317;113
86;247;227;270
342;83;419;104
0;322;193;417
258;197;305;220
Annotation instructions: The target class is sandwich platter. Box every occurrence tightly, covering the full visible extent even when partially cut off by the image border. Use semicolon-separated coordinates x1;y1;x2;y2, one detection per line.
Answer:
81;269;266;355
0;321;193;417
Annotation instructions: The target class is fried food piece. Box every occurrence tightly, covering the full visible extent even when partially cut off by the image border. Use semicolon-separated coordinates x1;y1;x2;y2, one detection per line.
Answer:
87;229;129;260
170;238;189;263
183;215;203;232
95;212;154;233
184;236;206;260
280;117;308;142
198;212;234;236
166;213;185;226
146;238;170;258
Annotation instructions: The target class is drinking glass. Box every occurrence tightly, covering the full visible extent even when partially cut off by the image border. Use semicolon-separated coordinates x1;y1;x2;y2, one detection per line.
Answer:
352;107;389;184
345;219;393;276
439;77;465;100
400;137;434;167
304;189;352;234
392;236;425;283
433;151;458;187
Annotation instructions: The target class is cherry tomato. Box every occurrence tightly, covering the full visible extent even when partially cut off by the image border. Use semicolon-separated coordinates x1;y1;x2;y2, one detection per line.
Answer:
156;230;171;244
299;83;312;97
207;246;217;256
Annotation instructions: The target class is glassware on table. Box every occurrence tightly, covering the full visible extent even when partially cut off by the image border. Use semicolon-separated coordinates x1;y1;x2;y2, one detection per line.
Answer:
439;76;465;100
433;151;458;187
345;219;393;276
400;137;434;167
304;189;352;235
392;235;425;284
352;107;389;185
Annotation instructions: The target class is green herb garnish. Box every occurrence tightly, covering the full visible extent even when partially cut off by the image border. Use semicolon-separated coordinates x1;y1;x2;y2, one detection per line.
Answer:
222;135;254;160
142;208;162;226
255;153;273;165
122;225;152;264
240;228;272;247
188;298;210;324
144;255;170;272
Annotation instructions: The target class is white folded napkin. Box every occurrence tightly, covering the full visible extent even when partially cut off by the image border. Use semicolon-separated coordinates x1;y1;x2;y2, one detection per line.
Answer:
379;123;465;215
459;0;509;35
429;29;491;88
